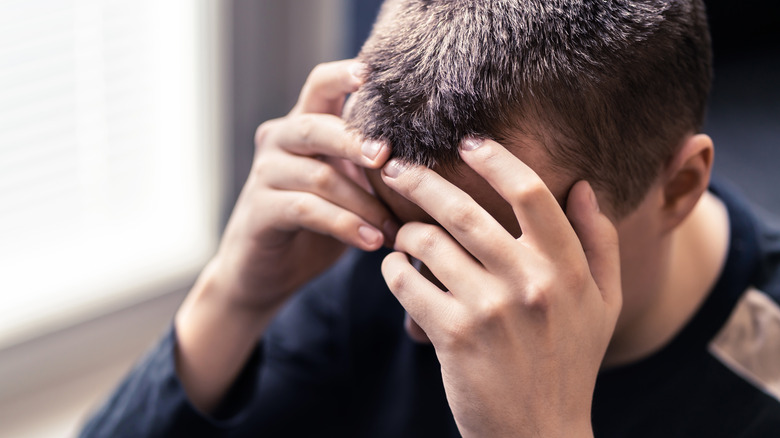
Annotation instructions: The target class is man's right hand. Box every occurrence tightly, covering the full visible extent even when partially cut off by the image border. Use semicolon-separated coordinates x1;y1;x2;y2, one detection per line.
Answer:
212;59;396;313
173;60;396;413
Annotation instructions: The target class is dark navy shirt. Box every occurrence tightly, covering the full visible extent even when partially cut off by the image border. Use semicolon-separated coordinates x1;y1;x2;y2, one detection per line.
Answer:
80;181;780;437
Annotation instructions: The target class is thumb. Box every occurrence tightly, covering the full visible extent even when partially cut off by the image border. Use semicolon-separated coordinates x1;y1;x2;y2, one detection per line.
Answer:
566;180;622;309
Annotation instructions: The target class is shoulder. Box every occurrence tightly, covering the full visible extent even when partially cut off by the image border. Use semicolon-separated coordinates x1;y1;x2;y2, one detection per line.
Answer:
707;179;780;426
709;286;780;402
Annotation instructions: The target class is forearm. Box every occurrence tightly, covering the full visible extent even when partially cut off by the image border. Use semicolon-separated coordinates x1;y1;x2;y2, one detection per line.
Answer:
174;259;279;414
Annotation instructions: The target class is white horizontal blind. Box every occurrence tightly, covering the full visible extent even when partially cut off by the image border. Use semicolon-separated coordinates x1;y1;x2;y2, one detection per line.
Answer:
0;0;222;348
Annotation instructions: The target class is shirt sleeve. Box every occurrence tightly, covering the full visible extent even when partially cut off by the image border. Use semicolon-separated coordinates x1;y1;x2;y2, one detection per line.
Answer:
78;324;264;438
78;249;374;437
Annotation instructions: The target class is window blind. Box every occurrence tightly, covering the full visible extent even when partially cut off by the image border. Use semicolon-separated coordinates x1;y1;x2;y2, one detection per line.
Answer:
0;0;223;348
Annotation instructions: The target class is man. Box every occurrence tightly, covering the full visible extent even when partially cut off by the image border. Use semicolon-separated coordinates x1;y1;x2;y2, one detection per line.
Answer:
81;0;780;436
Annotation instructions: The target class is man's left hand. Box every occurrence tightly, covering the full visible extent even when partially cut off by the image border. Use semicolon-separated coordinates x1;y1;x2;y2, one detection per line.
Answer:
380;138;622;438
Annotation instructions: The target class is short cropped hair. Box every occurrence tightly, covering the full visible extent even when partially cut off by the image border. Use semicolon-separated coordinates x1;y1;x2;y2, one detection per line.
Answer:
346;0;712;216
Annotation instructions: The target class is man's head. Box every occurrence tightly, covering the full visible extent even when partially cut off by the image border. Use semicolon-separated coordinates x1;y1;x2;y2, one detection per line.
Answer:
347;0;712;218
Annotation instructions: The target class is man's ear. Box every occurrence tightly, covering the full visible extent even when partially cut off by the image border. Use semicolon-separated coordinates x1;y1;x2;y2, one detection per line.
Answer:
660;134;714;233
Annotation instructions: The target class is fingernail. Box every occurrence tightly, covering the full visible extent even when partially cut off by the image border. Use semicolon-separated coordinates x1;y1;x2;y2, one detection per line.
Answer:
384;159;407;178
461;137;484;151
383;159;407;179
358;225;382;246
362;140;383;160
349;62;368;80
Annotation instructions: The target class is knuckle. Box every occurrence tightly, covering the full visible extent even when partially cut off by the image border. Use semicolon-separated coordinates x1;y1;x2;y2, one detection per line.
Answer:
401;171;426;198
343;134;364;163
410;225;443;257
250;157;270;177
511;179;548;207
446;200;481;234
476;295;512;324
440;323;468;350
568;262;591;286
605;226;620;250
308;163;335;192
522;282;553;313
308;62;328;82
330;210;355;235
550;254;590;292
254;120;277;150
477;144;502;164
439;313;481;352
296;114;316;150
303;62;336;92
285;195;311;221
384;264;411;293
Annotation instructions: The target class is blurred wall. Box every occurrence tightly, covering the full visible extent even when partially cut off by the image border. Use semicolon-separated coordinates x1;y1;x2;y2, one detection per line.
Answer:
226;0;350;225
704;0;780;213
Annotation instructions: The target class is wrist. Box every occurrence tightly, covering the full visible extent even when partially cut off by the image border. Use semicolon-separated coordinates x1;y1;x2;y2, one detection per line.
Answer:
538;415;594;438
462;425;593;438
178;257;278;339
173;258;280;413
458;410;593;438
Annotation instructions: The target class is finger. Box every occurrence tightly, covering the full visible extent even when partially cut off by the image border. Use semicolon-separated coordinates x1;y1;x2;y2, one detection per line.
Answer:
261;152;399;243
327;157;375;194
458;138;579;254
273;191;385;251
381;251;455;339
393;222;485;297
291;60;367;116
381;160;518;271
566;180;622;310
265;114;390;169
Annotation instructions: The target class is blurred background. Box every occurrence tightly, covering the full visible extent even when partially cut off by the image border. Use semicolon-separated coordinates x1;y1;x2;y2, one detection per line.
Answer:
0;1;777;436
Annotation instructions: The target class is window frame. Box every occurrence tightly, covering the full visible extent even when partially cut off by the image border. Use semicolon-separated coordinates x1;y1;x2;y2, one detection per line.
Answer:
0;0;229;402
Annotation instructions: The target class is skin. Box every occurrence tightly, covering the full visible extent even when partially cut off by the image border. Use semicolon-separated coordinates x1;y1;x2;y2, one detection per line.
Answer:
377;143;621;437
173;60;730;435
174;60;397;413
366;134;729;369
